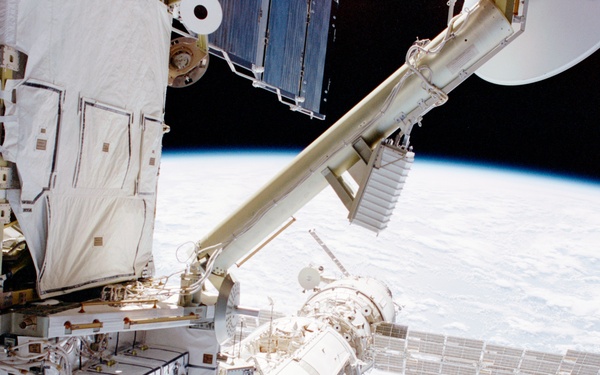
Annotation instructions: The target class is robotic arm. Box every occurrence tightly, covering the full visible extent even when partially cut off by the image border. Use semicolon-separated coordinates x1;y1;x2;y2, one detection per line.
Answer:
182;0;524;307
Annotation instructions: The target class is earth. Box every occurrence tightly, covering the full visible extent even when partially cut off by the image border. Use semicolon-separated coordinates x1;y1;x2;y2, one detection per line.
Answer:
152;150;600;358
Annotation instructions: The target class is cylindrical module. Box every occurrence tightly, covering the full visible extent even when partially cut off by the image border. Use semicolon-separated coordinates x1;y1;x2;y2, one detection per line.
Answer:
299;277;395;360
219;277;395;374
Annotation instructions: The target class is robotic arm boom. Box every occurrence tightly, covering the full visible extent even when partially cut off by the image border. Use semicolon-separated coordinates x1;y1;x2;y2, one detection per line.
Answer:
193;0;521;292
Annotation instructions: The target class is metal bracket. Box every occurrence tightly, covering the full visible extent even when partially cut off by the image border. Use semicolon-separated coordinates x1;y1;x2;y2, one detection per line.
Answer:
208;46;324;120
352;137;372;164
322;167;354;211
0;45;20;71
0;203;11;225
0;166;16;189
0;45;27;79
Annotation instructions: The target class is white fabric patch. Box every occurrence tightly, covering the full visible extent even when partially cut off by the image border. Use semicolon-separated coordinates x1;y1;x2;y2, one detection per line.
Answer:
15;81;63;203
9;0;172;296
74;99;132;190
39;194;145;297
0;0;18;45
138;116;164;195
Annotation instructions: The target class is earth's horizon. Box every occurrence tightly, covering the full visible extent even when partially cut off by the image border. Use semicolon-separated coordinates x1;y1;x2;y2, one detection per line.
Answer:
153;149;600;358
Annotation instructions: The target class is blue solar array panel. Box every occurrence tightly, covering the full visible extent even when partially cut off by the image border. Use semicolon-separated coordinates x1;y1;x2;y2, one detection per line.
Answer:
209;0;337;118
209;0;268;68
263;0;308;96
301;0;334;113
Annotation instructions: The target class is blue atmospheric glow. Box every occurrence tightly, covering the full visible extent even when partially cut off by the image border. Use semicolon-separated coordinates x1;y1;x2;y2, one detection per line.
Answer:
161;149;600;188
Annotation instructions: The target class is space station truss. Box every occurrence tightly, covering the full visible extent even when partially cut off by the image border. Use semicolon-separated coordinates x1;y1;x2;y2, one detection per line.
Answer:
208;0;337;118
371;325;600;375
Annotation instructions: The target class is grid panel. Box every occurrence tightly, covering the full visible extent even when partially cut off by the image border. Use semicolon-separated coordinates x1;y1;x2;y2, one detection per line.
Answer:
483;344;524;371
373;334;406;353
445;336;484;364
371;328;600;375
406;359;441;375
519;350;562;375
208;0;266;65
375;322;409;339
566;350;600;367
561;350;600;375
440;362;477;375
374;352;404;373
560;362;600;375
447;336;485;350
519;359;560;375
409;331;445;356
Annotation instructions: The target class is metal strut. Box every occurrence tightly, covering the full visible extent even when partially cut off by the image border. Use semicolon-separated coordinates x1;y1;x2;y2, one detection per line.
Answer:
308;229;350;277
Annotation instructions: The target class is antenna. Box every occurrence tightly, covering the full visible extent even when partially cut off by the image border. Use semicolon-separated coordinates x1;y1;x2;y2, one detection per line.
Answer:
472;0;600;85
266;297;274;360
308;229;351;277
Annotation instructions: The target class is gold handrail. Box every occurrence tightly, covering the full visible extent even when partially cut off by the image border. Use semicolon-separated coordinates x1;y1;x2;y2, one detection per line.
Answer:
123;313;197;327
64;319;103;334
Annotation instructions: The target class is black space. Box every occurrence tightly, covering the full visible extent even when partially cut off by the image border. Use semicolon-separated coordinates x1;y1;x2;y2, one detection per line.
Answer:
164;1;600;181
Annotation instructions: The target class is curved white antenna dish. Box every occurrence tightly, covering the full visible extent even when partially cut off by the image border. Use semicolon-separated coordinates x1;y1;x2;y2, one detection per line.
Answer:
298;267;321;290
469;0;600;85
